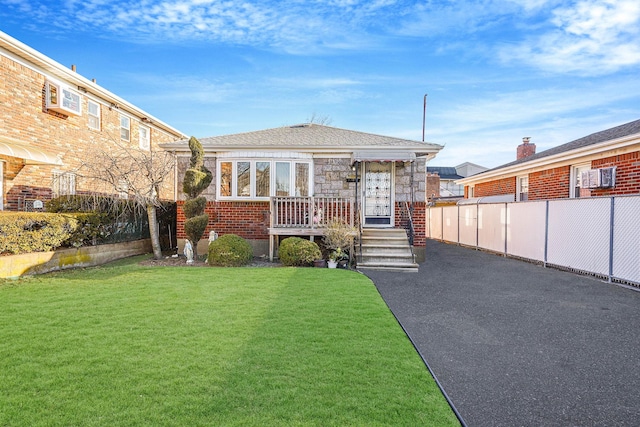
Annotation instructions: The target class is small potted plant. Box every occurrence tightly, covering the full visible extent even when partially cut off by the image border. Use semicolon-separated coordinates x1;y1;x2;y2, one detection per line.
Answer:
327;247;344;268
323;219;356;269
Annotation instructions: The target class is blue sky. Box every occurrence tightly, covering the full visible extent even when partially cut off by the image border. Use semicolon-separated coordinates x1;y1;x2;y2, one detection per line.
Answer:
1;0;639;168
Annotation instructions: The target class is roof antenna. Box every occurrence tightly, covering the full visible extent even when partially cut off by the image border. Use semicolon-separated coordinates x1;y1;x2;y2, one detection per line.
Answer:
422;93;427;142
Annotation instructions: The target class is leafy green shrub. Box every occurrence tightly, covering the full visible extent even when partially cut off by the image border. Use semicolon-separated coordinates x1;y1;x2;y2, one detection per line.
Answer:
207;234;253;267
46;195;153;246
0;212;79;255
46;195;135;218
278;237;322;267
63;212;112;247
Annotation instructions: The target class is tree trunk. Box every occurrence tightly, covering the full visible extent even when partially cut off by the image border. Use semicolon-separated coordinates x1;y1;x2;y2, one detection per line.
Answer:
147;203;163;260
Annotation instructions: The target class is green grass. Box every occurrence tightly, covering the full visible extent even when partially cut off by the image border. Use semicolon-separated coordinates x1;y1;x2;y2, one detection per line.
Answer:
0;257;459;426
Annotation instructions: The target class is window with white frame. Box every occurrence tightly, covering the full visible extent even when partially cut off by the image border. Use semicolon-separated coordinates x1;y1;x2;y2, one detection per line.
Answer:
52;171;76;197
117;179;129;199
218;159;312;199
517;175;529;201
87;100;100;130
139;125;150;150
570;163;591;198
120;115;130;141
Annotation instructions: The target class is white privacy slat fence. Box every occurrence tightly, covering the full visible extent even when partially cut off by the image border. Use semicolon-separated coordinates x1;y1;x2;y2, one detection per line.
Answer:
428;195;640;286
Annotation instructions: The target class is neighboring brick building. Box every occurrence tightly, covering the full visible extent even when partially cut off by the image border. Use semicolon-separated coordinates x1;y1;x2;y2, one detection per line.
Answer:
161;124;443;264
0;31;186;211
457;119;640;201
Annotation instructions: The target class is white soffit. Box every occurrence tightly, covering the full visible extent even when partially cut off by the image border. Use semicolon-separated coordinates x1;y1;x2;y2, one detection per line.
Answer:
351;150;416;163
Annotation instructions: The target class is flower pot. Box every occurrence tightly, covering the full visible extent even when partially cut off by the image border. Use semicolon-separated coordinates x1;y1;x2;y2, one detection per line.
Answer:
327;260;338;269
314;259;327;268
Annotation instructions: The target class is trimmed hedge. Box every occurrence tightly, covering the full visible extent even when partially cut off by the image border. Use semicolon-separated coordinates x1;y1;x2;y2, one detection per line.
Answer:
207;234;253;267
0;212;78;255
278;237;322;267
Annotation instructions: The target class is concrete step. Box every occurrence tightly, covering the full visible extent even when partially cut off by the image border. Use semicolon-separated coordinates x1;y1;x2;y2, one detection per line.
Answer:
360;236;408;246
360;245;413;256
356;228;417;272
360;228;408;238
357;261;419;273
360;252;416;264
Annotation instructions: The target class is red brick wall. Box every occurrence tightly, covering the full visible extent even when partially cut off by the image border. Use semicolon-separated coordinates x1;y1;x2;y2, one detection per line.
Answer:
529;166;571;200
393;201;426;247
412;202;426;247
461;152;640;201
177;201;271;240
1;54;181;210
592;151;640;196
474;177;516;198
177;200;428;248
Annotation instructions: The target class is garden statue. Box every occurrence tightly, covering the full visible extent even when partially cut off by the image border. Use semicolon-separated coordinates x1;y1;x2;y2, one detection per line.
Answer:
183;239;194;264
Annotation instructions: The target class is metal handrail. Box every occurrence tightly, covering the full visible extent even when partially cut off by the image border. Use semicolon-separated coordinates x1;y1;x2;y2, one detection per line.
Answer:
403;201;416;262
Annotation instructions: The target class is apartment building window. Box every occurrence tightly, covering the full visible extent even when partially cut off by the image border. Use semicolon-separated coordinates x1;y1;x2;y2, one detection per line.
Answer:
139;125;150;150
87;100;100;130
218;159;311;199
517;175;529;201
52;171;76;197
117;179;129;199
120;115;130;141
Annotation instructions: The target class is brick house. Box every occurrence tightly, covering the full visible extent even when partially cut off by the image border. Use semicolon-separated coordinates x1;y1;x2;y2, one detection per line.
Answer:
457;119;640;201
0;31;186;211
161;124;443;268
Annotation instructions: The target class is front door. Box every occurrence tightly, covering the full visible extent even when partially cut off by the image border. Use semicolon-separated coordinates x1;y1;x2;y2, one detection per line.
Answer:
363;162;393;226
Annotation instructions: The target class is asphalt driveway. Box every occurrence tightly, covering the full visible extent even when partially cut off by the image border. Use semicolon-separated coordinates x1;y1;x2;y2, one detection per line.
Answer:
364;240;640;427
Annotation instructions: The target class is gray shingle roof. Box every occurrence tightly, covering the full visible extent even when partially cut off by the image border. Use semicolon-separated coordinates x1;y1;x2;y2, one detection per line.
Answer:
178;123;441;151
427;166;463;180
488;118;640;172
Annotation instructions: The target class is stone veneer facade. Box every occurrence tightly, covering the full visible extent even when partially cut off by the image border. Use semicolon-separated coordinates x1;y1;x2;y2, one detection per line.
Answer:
175;155;428;257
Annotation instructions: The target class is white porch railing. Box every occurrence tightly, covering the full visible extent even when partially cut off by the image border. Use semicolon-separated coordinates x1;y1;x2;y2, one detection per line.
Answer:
270;196;355;230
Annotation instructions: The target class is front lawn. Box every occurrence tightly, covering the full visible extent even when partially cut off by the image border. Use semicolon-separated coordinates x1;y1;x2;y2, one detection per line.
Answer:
0;258;459;426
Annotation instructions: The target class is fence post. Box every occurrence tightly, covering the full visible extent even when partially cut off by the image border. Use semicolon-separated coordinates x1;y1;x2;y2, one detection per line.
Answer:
504;202;508;256
544;200;549;267
475;204;479;251
608;197;615;283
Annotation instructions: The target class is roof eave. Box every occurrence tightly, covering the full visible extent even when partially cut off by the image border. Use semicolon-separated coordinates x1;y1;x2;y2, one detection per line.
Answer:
457;132;640;186
0;31;187;139
160;143;443;155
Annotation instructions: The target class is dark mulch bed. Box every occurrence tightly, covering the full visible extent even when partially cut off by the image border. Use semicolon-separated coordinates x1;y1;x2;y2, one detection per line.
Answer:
139;255;283;268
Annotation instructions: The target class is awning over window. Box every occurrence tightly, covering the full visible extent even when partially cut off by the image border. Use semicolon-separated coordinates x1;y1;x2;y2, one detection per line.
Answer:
351;151;416;163
0;141;63;165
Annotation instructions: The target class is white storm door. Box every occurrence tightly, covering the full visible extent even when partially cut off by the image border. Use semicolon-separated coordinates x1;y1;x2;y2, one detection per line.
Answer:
363;162;393;226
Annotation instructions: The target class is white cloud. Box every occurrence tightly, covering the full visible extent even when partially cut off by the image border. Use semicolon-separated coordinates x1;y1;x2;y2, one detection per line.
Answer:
500;0;640;75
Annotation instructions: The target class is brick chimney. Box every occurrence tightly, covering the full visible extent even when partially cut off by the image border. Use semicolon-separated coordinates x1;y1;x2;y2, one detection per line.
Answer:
426;172;441;201
517;137;536;160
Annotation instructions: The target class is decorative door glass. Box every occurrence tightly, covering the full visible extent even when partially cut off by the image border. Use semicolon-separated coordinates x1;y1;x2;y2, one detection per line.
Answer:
364;162;392;225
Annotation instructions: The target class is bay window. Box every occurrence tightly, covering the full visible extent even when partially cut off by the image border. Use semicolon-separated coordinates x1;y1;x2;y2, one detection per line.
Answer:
218;159;312;199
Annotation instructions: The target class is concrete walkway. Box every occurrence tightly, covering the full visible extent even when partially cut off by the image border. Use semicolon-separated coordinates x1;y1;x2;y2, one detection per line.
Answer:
364;240;640;427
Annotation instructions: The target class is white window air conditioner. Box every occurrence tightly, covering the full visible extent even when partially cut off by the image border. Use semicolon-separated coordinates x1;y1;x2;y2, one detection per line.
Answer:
599;166;616;188
45;79;82;116
580;167;616;189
